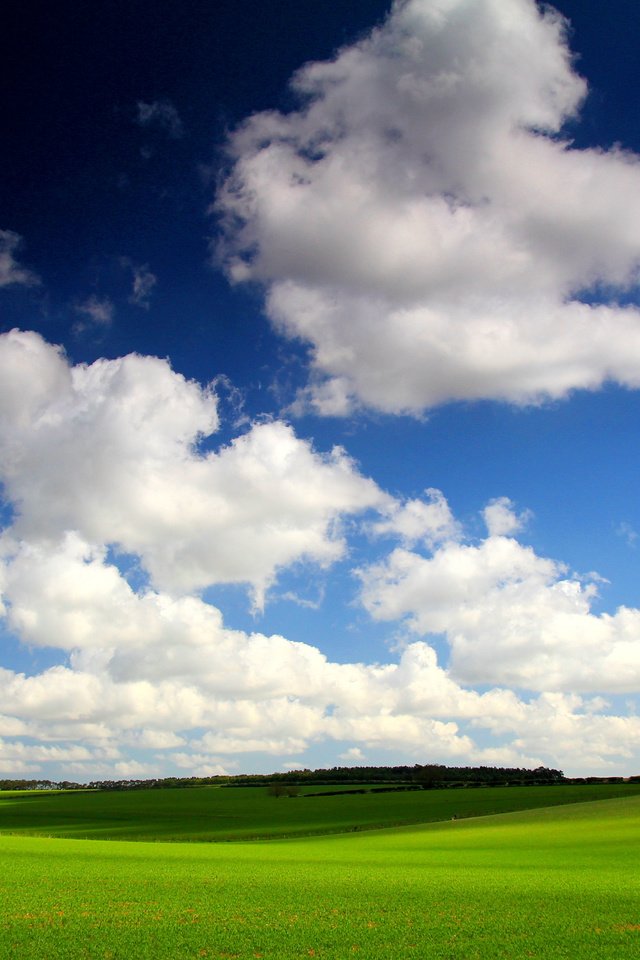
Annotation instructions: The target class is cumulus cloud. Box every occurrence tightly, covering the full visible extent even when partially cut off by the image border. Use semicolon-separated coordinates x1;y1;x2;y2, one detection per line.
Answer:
0;229;39;288
359;498;640;694
0;531;625;767
217;0;640;415
371;487;460;547
0;518;540;773
171;754;232;777
0;329;384;606
2;329;640;778
1;535;638;776
136;99;184;138
483;496;531;536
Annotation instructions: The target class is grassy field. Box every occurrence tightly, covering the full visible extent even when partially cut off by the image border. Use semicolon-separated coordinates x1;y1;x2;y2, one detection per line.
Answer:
1;782;639;841
1;795;639;959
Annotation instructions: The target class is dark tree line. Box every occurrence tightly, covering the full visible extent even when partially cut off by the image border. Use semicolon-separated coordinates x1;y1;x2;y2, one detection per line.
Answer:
3;766;636;794
1;764;569;793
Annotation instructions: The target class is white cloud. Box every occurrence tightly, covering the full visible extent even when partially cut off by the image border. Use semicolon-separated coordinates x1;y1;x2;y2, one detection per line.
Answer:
371;487;460;547
0;737;94;776
171;753;232;777
120;258;158;308
136;99;184;138
616;521;638;548
483;496;531;536
217;0;640;415
2;329;640;777
339;746;366;762
0;531;538;770
0;330;384;606
0;229;39;288
125;729;185;750
129;263;157;308
359;499;640;694
73;295;114;334
1;544;639;776
474;691;640;773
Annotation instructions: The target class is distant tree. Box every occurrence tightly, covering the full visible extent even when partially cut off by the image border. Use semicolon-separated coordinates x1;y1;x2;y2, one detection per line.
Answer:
413;765;443;789
266;783;299;798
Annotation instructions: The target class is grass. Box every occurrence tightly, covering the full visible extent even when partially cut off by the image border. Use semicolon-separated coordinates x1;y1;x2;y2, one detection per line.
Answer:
1;782;639;841
1;796;639;958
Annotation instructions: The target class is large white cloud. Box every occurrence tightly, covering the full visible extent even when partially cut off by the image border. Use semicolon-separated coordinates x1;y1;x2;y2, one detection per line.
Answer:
216;0;640;414
1;520;639;776
0;329;384;605
358;497;640;694
1;519;637;777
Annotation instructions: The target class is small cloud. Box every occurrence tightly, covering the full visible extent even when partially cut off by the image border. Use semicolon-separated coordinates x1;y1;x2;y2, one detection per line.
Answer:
73;295;114;335
339;747;365;762
278;586;325;611
119;257;157;309
371;488;460;548
483;497;532;537
616;521;638;548
136;99;184;139
129;263;157;309
170;752;232;777
0;229;39;288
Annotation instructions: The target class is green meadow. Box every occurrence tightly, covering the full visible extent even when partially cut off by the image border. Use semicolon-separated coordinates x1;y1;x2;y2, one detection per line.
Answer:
0;782;638;841
1;786;639;958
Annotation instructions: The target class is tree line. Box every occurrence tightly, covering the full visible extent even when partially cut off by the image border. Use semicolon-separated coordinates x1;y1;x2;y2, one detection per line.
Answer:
3;766;637;794
0;763;571;792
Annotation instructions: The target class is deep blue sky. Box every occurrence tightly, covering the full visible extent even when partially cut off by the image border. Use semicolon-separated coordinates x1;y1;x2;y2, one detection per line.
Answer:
2;0;640;781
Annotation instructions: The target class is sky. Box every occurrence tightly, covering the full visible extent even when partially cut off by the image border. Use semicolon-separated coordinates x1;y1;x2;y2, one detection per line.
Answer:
2;0;640;782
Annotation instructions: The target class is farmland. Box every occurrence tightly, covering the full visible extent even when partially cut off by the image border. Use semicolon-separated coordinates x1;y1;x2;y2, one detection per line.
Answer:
1;785;639;958
0;781;638;842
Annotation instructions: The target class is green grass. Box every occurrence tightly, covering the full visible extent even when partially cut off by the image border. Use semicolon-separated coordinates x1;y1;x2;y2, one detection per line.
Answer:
1;782;639;841
1;796;639;958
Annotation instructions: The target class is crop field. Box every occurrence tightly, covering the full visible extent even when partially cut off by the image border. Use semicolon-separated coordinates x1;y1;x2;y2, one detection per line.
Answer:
1;787;639;959
1;781;639;842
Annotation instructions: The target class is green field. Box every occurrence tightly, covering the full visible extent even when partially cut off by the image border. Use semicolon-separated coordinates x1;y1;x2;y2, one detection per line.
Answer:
1;786;639;958
1;782;639;841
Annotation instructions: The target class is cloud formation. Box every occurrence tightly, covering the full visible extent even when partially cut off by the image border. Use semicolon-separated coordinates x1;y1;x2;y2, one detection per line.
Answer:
128;263;157;308
73;295;114;335
359;496;640;694
0;329;383;605
217;0;640;415
370;487;460;547
0;230;39;288
1;330;640;779
136;99;184;139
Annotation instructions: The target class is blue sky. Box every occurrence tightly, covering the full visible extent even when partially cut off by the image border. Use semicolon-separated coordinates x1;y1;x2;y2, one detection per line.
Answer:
2;0;640;781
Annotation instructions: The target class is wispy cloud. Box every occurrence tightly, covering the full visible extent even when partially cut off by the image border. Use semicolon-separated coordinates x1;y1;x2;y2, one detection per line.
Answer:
136;99;184;139
128;262;157;309
73;295;114;335
616;521;638;548
0;229;39;288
